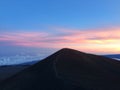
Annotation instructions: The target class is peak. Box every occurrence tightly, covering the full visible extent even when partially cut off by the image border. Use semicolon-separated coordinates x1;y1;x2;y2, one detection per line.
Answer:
57;48;85;55
60;48;73;50
59;48;79;52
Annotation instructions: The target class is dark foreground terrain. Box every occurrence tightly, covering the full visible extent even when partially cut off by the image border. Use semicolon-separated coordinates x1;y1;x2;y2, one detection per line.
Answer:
0;65;29;82
0;48;120;90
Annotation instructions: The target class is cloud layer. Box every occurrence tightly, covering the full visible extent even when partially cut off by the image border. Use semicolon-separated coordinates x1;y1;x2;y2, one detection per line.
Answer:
0;27;120;54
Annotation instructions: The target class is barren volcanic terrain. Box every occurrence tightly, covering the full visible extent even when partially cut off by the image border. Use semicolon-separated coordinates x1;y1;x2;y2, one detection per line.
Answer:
0;48;120;90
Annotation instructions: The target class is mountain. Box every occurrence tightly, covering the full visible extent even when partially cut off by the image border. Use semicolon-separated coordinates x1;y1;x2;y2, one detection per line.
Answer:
104;54;120;61
0;65;29;83
0;48;120;90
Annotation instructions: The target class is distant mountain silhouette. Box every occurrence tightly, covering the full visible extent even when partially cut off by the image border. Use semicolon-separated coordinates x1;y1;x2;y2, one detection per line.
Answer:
104;54;120;60
0;48;120;90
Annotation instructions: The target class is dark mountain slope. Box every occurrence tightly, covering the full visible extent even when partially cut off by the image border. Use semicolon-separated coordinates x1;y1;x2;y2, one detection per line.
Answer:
55;49;120;90
0;61;38;82
0;48;120;90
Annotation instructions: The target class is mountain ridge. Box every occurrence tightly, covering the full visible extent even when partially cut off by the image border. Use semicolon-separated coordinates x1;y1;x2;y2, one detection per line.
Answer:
0;48;120;90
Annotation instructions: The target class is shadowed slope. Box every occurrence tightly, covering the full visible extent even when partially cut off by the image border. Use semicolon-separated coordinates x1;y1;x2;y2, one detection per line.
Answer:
0;48;120;90
55;49;120;90
0;65;28;83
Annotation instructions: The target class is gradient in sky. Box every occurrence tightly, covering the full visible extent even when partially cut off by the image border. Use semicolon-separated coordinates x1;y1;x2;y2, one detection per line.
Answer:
0;0;120;54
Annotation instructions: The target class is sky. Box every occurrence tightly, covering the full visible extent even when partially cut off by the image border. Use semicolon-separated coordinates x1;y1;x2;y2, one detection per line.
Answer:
0;0;120;54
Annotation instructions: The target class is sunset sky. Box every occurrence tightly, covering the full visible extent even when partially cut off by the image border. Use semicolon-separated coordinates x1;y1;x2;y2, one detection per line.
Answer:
0;0;120;54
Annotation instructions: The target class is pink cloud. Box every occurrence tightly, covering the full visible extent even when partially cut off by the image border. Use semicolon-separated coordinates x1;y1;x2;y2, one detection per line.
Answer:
0;27;120;54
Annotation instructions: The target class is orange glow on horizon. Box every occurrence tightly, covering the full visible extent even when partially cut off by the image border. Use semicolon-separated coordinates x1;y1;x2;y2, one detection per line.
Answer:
0;27;120;54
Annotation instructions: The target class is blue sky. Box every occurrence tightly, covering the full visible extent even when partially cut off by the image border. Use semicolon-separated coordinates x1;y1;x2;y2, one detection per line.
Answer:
0;0;120;30
0;0;120;54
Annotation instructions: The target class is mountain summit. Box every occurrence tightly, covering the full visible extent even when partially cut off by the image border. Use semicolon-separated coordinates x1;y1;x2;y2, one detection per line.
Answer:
0;48;120;90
